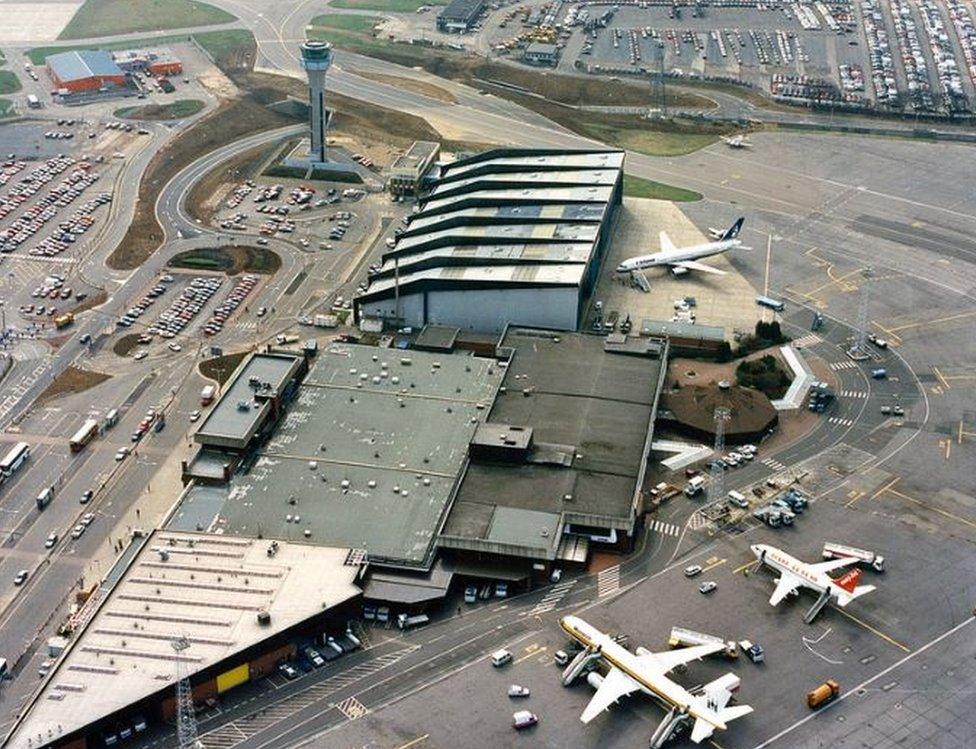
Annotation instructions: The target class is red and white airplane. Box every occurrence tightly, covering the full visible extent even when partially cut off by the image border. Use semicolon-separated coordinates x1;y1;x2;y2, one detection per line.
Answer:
750;543;876;607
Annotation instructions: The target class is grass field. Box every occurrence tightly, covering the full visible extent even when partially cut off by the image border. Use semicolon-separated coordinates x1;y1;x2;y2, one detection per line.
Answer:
330;0;443;11
0;99;13;118
309;14;382;32
116;99;205;120
37;366;110;404
623;174;701;202
168;245;282;275
581;123;719;156
30;28;251;66
0;71;21;95
194;29;255;68
200;351;248;385
58;0;235;40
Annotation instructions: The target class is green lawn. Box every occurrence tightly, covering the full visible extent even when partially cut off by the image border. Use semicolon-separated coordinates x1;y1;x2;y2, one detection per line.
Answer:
115;99;205;119
330;0;443;11
58;0;235;40
0;71;21;95
0;99;13;118
309;14;382;33
623;174;701;202
29;29;254;67
193;29;254;64
581;123;719;157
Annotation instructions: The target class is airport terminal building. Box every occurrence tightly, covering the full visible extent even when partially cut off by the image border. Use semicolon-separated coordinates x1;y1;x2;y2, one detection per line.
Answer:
355;148;624;334
7;328;666;747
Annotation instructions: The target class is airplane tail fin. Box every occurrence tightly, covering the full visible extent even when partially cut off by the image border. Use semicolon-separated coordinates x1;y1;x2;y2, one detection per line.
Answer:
835;567;862;594
659;230;676;253
721;217;745;241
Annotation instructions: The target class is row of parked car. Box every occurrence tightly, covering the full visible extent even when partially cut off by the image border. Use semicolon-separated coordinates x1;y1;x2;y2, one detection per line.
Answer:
203;274;257;336
28;192;111;257
146;276;219;338
277;628;363;680
116;274;176;330
0;155;75;222
0;157;101;253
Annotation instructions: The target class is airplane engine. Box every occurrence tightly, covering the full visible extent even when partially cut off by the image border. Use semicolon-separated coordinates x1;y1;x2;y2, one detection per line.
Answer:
586;672;604;691
670;266;689;277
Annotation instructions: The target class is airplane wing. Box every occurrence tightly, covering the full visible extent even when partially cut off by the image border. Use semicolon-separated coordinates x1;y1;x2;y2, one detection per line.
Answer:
672;260;727;276
769;573;802;606
691;706;753;743
580;666;643;723
659;231;676;253
809;557;860;574
638;642;725;674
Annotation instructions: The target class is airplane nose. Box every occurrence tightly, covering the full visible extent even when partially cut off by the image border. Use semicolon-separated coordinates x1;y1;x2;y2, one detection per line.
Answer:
615;265;627;273
750;544;762;557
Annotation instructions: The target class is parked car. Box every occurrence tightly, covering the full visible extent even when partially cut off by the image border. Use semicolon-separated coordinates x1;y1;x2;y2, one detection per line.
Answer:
278;662;299;680
699;581;718;595
508;684;531;698
513;711;539;730
684;565;703;577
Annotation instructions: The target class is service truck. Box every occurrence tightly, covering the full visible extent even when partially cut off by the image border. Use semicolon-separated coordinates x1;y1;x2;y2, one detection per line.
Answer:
54;312;74;330
822;542;885;572
200;384;217;406
807;679;840;709
684;475;706;498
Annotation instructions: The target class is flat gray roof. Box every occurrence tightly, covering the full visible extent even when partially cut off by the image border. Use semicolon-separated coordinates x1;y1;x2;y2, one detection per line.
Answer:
195;353;302;447
442;328;664;551
5;532;359;749
47;49;123;81
179;343;504;567
640;319;726;341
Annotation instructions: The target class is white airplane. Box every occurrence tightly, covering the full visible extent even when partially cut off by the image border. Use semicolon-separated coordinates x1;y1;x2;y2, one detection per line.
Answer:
560;616;753;744
750;543;876;608
722;134;752;148
616;217;746;277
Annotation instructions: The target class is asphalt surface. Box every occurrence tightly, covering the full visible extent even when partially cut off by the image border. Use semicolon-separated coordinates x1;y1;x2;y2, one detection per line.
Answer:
1;5;975;749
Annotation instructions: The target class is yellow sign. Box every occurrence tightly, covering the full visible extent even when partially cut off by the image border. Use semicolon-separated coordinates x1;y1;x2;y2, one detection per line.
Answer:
216;663;249;693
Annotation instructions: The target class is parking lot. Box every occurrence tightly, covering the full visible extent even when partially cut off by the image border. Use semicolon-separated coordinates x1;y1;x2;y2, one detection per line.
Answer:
478;0;976;115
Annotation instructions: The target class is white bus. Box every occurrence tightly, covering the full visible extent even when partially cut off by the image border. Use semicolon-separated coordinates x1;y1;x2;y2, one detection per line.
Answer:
0;442;30;480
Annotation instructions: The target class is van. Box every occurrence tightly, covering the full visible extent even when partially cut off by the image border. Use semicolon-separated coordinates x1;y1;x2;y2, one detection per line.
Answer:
491;649;513;667
36;486;54;510
105;408;119;428
727;490;749;509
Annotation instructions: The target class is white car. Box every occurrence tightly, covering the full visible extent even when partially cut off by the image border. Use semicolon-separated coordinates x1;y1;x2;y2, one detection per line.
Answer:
133;350;148;360
168;342;182;352
70;524;85;539
189;410;201;422
115;447;130;461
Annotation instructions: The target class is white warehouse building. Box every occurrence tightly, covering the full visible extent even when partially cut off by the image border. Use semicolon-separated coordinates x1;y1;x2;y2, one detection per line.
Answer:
355;148;624;334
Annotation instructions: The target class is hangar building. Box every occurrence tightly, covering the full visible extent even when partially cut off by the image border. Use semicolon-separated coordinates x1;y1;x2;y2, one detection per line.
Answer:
355;148;624;334
46;50;128;93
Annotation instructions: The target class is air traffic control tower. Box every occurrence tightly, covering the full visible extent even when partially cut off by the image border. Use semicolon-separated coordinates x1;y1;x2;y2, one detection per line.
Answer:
300;40;333;165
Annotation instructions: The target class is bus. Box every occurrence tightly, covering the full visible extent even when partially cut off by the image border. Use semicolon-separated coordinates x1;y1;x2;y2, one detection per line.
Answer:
0;442;30;480
756;295;785;312
69;419;99;453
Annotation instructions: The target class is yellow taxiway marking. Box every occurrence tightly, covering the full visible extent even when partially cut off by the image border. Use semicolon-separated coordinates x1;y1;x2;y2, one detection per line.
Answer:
516;644;546;664
396;735;430;749
701;558;727;573
844;490;867;508
870;320;903;346
832;607;911;653
732;560;755;574
941;439;952;461
871;477;900;501
884;485;976;531
958;422;976;444
885;309;976;337
933;366;952;391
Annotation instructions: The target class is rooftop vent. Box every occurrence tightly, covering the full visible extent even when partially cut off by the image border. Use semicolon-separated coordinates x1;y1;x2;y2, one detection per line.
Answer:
257;610;271;626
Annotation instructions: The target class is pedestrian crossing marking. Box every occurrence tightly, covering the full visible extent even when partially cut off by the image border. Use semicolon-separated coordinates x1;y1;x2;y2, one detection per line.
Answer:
828;417;854;426
651;519;680;537
596;565;620;598
829;361;858;371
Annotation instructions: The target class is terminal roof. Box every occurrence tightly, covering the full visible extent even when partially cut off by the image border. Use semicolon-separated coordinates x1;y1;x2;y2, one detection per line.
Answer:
5;533;359;749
